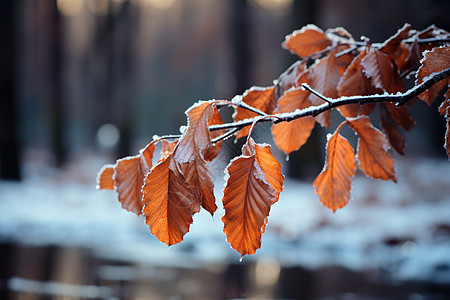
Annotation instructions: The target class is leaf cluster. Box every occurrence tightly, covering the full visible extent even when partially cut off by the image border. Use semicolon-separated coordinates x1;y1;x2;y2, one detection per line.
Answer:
98;24;450;257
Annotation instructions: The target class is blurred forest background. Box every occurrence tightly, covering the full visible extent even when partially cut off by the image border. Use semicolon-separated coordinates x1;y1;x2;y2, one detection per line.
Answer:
1;1;450;299
1;0;450;181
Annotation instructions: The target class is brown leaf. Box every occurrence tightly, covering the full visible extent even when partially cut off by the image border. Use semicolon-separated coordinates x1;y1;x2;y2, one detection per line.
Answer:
173;101;220;215
382;102;415;131
307;48;343;127
114;141;156;215
416;46;450;105
96;165;115;190
417;25;450;54
142;154;194;246
379;23;412;70
283;24;332;59
222;137;283;257
337;50;377;118
272;88;315;155
361;46;405;93
233;86;277;139
380;105;406;155
277;61;308;97
313;122;356;211
348;116;397;182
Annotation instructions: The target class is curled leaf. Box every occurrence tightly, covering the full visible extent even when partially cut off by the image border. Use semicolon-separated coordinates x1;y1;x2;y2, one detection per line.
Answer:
313;122;356;212
416;46;450;105
96;165;115;190
348;116;397;182
283;24;332;58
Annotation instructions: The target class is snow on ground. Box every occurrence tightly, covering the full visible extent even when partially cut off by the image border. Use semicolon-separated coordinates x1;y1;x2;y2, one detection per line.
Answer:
1;153;450;282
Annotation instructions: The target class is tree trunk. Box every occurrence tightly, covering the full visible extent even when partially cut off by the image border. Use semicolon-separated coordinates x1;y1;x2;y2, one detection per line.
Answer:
0;0;21;180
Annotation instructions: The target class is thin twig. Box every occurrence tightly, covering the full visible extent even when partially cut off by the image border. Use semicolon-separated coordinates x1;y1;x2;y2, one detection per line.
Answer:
301;83;334;104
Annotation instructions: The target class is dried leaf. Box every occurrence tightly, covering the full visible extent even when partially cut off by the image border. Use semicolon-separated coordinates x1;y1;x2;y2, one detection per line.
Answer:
243;138;284;203
233;86;277;139
222;137;283;257
272;88;315;155
204;106;225;162
307;48;343;127
382;102;415;131
313;122;356;211
161;139;178;154
96;165;115;190
348;116;397;182
277;61;308;97
337;50;377;118
283;24;332;58
380;105;406;155
416;46;450;105
142;154;194;246
379;23;412;70
114;141;156;215
173;101;220;215
361;46;404;93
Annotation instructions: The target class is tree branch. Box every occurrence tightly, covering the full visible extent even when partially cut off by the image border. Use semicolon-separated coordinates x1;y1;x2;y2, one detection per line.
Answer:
209;67;450;134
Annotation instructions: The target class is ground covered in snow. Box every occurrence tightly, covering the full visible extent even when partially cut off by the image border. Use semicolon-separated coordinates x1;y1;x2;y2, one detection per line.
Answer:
1;153;450;284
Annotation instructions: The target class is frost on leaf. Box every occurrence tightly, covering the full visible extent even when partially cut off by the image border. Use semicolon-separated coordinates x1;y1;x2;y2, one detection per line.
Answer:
380;105;406;155
96;141;156;215
96;165;115;190
142;154;194;246
307;48;343;127
272;88;315;155
379;23;411;70
172;101;221;215
416;46;450;105
283;24;332;59
361;46;405;93
337;50;377;118
313;122;356;212
222;137;283;257
233;86;277;139
348;116;397;182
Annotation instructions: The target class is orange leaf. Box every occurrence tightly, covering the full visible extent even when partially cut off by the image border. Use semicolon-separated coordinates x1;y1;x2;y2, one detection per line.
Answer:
222;137;283;257
161;139;178;154
337;50;377;118
416;46;450;105
233;86;277;139
348;116;397;182
272;88;315;155
283;24;332;58
114;141;156;215
96;165;115;190
242;138;284;203
277;61;308;97
142;154;194;246
361;46;404;93
204;106;225;162
173;101;220;215
313;122;356;211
